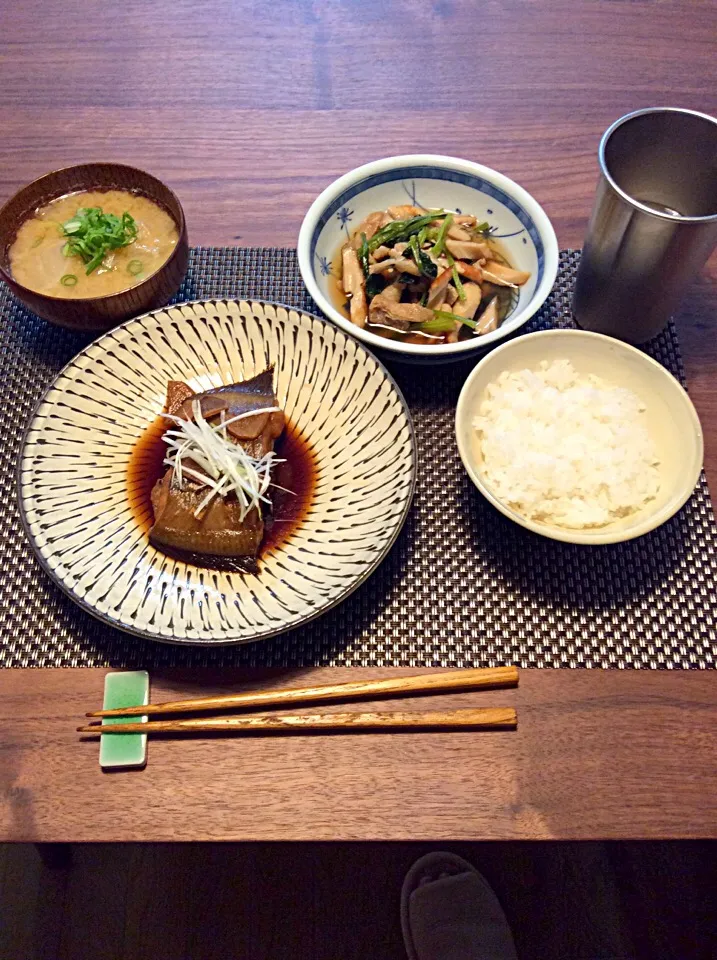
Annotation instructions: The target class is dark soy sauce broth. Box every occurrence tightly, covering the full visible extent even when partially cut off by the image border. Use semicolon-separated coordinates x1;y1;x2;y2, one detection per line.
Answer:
127;417;317;554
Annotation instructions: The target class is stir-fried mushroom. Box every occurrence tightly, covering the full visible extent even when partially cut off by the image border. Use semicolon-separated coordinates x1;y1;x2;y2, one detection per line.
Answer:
387;205;422;219
445;282;484;342
446;223;473;242
452;282;483;320
475;296;499;334
369;294;433;331
444;284;459;306
350;211;391;249
394;257;421;276
481;261;532;287
369;257;420;276
381;282;404;303
426;267;453;308
334;204;531;345
342;246;367;327
445;238;493;261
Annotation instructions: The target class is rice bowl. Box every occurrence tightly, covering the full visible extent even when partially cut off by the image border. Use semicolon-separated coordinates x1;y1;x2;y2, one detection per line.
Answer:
455;330;704;545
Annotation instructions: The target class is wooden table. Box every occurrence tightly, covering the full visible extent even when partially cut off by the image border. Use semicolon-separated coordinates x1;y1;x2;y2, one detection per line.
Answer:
1;0;716;841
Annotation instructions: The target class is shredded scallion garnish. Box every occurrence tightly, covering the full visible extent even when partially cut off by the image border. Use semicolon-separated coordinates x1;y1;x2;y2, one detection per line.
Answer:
127;259;143;275
162;400;286;521
60;274;78;287
61;207;138;275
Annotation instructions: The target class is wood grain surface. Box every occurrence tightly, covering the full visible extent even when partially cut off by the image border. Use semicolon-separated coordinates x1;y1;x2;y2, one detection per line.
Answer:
2;0;717;842
1;667;716;842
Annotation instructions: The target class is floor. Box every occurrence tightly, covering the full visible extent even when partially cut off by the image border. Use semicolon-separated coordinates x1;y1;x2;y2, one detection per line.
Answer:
1;842;715;959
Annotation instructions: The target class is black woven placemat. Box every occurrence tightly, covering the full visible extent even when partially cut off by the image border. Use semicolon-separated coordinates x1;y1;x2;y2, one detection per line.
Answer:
1;247;716;669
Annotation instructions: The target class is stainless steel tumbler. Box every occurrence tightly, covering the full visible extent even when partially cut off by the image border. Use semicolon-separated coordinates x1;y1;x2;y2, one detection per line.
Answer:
572;107;717;343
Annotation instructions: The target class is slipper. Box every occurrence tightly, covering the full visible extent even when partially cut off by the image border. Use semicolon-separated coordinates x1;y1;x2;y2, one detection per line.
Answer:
401;851;518;960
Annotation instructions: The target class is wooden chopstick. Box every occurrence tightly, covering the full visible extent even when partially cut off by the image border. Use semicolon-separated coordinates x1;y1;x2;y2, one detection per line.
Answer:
78;707;517;736
86;665;519;719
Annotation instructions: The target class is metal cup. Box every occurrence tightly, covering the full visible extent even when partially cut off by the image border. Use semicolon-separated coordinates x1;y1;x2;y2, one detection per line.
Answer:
572;107;717;343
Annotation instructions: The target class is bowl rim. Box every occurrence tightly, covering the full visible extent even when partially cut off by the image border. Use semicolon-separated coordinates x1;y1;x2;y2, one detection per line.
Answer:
0;161;187;303
16;297;418;646
298;153;559;358
455;328;705;545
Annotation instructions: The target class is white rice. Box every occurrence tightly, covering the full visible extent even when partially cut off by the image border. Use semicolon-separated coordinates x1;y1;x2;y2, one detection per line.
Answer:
473;358;661;529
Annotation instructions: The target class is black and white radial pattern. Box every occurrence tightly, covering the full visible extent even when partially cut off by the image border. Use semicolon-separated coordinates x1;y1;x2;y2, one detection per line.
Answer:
19;301;416;644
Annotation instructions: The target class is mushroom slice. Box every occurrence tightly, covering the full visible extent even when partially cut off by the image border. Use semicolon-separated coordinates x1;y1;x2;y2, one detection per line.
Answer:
445;282;483;342
387;205;422;219
381;282;405;303
444;284;458;307
446;223;473;242
452;283;483;320
474;296;499;335
482;261;531;286
369;294;433;331
426;267;453;308
393;257;421;276
342;246;367;328
445;239;493;261
350;211;391;249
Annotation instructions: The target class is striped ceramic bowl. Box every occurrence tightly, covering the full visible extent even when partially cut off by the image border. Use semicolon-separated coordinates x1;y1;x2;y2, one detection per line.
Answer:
18;300;416;645
298;154;559;364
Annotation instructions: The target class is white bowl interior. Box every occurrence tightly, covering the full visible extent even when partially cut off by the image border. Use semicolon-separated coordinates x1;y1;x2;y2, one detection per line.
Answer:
302;159;556;359
456;330;704;544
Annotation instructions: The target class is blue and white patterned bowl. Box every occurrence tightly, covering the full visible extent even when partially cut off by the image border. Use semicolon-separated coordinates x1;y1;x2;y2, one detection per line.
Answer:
298;155;559;364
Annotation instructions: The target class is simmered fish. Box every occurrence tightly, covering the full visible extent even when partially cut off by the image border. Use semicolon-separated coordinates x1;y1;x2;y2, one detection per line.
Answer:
149;370;285;573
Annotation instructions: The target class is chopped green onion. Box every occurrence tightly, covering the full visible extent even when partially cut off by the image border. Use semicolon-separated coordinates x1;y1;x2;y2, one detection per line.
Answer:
60;274;78;287
127;259;144;275
475;221;490;234
61;207;138;275
433;308;477;330
85;250;105;275
31;233;45;249
431;213;454;258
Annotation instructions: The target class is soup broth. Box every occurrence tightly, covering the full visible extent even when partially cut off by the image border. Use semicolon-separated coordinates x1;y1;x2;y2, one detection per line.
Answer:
9;189;179;298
